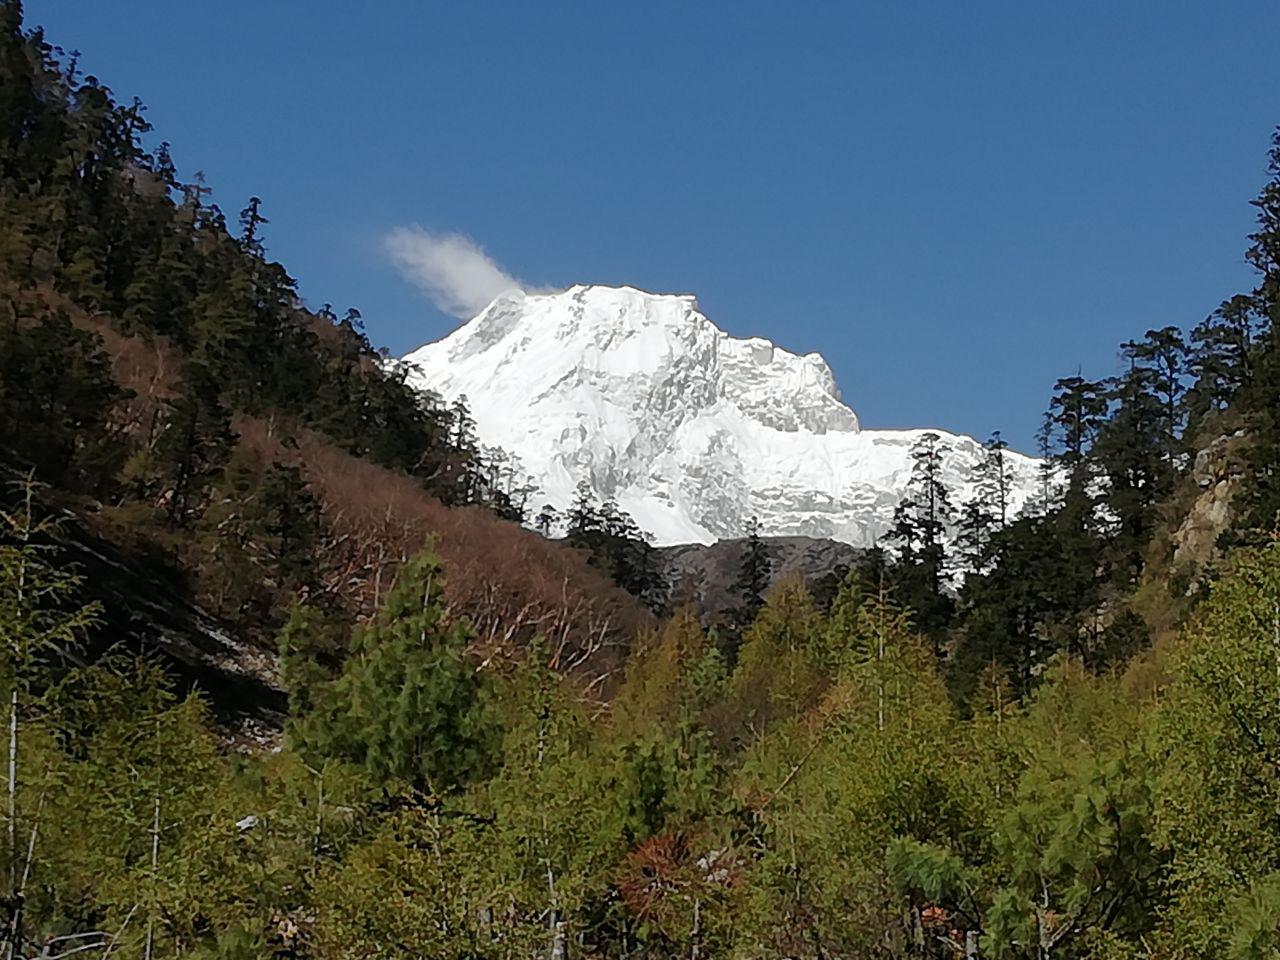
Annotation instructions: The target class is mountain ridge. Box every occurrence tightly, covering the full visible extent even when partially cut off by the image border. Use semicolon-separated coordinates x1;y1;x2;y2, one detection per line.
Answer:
401;283;1042;546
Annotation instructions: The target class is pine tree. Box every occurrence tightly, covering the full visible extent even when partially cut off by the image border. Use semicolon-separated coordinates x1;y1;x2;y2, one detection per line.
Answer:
980;430;1012;527
566;479;600;541
0;475;99;949
533;503;560;537
0;299;127;492
276;602;347;749
155;362;235;526
1034;413;1057;514
1188;294;1264;420
1047;373;1108;473
732;515;771;627
1121;325;1189;460
256;461;323;587
956;431;1013;575
1230;129;1280;539
1044;374;1107;553
237;196;267;257
886;433;954;639
310;550;498;793
1094;355;1173;580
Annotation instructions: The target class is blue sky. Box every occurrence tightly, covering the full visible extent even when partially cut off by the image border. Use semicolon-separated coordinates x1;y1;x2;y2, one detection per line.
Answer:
28;1;1280;451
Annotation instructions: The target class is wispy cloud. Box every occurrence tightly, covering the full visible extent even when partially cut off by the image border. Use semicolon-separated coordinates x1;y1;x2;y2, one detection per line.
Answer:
383;226;530;319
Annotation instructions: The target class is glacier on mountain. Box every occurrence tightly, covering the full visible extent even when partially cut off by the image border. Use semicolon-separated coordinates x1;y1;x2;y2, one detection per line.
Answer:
399;284;1042;547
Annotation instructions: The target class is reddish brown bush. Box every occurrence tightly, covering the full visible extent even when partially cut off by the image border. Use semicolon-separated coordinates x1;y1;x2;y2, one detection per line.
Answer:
615;831;739;945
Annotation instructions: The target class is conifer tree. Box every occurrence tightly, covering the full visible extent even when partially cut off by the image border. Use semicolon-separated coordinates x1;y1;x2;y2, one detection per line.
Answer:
0;298;127;493
565;481;664;608
533;502;560;537
1122;325;1189;457
277;602;347;749
733;515;771;626
256;461;323;587
0;476;99;950
308;550;498;794
155;362;234;526
1230;129;1280;539
1033;413;1058;514
566;479;600;541
1188;295;1264;421
956;431;1013;575
1047;374;1108;473
886;432;954;640
1094;353;1175;580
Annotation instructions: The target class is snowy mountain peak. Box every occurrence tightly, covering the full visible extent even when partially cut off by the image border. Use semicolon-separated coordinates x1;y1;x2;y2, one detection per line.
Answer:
429;284;857;437
401;284;1039;546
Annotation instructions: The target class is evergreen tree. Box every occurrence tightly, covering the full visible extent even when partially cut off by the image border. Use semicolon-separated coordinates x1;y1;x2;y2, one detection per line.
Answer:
886;432;955;640
732;515;771;627
533;502;560;537
307;550;498;794
0;476;100;950
566;478;600;541
154;362;234;526
1230;129;1280;539
1094;352;1175;581
256;461;323;587
1033;413;1057;514
566;481;665;609
1122;325;1189;458
276;601;347;749
1043;374;1107;567
0;299;127;492
1047;373;1108;473
956;431;1013;575
1188;294;1264;420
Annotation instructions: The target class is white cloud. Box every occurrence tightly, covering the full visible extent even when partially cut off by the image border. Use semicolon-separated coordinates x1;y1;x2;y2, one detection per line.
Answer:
383;225;529;319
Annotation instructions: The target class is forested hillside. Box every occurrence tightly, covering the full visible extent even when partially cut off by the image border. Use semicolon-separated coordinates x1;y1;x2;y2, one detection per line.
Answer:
7;1;1280;957
0;0;651;690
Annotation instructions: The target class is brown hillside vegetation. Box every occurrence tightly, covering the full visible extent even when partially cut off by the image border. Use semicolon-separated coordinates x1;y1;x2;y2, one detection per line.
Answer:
8;281;650;703
235;418;652;684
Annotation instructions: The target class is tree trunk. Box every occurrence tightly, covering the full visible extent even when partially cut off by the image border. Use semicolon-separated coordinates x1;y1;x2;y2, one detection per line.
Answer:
547;866;566;960
6;688;16;960
691;897;701;960
144;796;160;960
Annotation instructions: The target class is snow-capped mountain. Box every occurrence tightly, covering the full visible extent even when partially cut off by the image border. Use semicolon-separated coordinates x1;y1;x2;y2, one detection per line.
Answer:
400;284;1041;547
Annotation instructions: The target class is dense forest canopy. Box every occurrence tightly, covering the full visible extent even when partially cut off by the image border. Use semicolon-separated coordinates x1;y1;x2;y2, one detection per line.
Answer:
7;1;1280;957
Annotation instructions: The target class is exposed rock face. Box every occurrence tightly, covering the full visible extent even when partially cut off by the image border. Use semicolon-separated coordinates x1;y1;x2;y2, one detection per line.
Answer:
657;536;864;620
1170;430;1249;587
0;482;286;728
401;284;1042;547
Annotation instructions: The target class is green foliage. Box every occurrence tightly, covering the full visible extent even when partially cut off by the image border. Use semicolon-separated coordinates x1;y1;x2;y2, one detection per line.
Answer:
1229;874;1280;960
885;431;956;641
566;479;666;610
1150;541;1280;955
887;837;976;909
733;514;772;628
0;300;128;492
276;601;346;745
1231;131;1280;540
301;549;499;794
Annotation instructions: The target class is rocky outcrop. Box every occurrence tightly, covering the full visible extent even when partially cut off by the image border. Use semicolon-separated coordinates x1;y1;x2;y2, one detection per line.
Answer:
0;484;286;729
1169;430;1249;588
657;536;863;620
